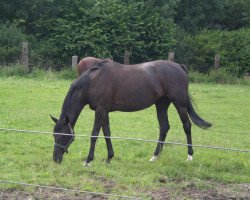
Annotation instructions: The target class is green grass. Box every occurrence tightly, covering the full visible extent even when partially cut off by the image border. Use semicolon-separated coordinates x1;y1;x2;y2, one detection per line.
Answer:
0;76;249;198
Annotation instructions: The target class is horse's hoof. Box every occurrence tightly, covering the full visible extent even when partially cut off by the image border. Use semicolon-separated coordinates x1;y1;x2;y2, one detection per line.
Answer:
106;159;111;165
187;155;193;161
105;161;111;165
83;161;91;167
149;156;158;162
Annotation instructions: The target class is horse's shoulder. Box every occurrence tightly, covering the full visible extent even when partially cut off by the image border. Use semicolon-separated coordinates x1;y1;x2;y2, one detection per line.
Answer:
86;60;115;79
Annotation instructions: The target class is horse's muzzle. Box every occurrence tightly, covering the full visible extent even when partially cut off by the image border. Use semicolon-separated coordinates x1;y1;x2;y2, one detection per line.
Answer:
53;146;64;163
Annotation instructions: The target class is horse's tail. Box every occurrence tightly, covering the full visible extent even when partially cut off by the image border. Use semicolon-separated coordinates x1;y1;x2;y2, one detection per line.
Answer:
187;95;212;129
179;64;188;74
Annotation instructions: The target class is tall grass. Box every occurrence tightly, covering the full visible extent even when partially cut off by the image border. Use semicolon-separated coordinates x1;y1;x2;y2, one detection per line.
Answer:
189;69;250;85
1;64;249;85
0;64;77;80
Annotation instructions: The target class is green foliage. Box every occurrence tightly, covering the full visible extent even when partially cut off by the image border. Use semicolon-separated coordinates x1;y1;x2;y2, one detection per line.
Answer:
30;0;176;65
0;64;77;80
176;28;250;76
219;29;250;76
29;39;61;70
175;0;224;33
1;65;248;85
219;0;250;30
57;68;77;80
208;69;238;84
189;69;243;84
0;23;27;64
0;64;29;76
174;0;250;33
141;0;180;19
0;0;250;72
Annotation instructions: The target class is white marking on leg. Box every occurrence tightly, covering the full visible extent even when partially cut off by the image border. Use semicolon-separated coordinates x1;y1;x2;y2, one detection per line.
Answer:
187;155;193;161
83;161;91;167
149;156;158;162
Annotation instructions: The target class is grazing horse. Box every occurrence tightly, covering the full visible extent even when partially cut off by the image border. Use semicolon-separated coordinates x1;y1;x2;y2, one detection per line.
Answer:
51;60;212;165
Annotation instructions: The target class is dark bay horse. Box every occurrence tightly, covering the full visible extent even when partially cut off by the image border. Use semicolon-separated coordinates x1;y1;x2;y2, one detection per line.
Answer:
51;60;212;165
77;57;112;76
77;57;102;76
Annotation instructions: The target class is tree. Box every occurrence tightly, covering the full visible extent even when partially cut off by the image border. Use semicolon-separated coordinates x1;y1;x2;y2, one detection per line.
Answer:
0;23;27;64
30;0;177;65
175;29;250;76
219;0;250;30
175;0;224;33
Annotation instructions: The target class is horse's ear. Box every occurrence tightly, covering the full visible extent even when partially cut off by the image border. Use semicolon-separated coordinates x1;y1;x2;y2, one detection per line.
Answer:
50;115;58;123
64;116;70;124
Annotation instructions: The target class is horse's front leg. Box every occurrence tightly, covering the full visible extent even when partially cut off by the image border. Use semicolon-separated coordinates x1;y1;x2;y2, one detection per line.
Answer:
84;108;104;166
102;114;114;164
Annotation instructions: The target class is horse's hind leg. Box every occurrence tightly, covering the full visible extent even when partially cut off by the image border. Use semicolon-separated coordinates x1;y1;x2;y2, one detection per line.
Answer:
173;102;194;161
150;97;171;162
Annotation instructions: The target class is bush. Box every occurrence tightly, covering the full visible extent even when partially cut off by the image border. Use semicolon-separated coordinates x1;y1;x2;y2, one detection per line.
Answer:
0;23;27;65
0;64;29;76
29;39;62;70
0;64;77;80
176;28;250;77
57;68;77;80
30;0;176;66
208;69;238;84
189;69;242;84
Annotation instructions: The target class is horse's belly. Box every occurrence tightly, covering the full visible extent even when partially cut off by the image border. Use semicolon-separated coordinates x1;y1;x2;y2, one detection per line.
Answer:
110;91;159;112
110;102;153;112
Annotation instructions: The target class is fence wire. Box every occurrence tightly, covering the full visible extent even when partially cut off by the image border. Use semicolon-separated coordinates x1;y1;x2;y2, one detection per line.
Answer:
0;127;249;199
0;127;249;153
0;180;141;199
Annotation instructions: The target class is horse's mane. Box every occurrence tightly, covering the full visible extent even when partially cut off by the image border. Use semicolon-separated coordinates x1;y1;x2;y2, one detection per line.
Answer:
60;70;91;118
60;60;110;117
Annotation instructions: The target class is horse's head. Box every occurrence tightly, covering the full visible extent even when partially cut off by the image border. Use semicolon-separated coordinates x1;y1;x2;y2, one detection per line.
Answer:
50;115;75;163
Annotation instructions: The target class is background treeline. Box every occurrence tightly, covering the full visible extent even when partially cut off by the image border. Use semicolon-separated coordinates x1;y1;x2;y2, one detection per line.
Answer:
0;0;249;76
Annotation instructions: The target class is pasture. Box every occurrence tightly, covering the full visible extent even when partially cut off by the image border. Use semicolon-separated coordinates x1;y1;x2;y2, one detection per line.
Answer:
0;76;249;199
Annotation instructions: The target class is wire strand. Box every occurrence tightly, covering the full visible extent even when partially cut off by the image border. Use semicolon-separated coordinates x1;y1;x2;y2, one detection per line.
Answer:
0;127;249;153
0;180;141;199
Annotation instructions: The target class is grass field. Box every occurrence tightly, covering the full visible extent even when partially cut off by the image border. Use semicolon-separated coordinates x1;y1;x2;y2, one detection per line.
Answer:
0;76;249;199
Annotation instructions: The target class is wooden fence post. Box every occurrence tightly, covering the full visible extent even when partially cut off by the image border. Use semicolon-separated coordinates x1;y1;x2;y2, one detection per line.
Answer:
168;52;175;62
214;54;220;70
124;50;131;65
21;42;29;70
72;55;78;69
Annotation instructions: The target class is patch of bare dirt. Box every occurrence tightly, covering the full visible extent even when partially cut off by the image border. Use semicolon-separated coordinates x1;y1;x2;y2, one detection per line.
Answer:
149;181;250;200
1;182;249;199
0;188;107;200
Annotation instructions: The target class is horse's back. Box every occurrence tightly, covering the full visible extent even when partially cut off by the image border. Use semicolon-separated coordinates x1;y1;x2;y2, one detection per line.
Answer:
86;60;189;111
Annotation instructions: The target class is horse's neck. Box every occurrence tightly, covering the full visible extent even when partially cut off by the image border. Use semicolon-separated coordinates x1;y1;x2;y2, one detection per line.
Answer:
60;91;85;127
68;106;84;127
